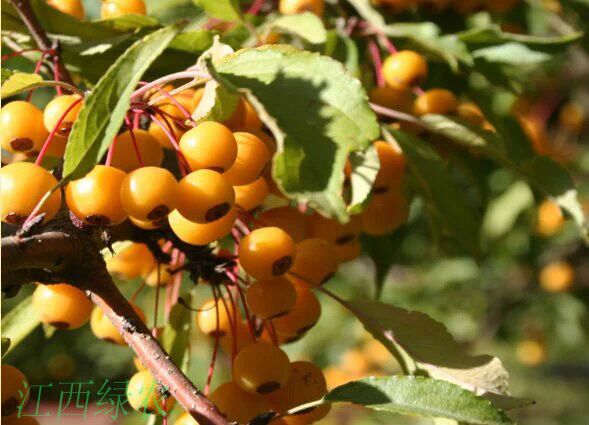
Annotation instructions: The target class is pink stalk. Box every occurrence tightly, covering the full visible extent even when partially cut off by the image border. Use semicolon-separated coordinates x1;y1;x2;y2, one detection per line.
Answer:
26;52;48;102
153;86;196;126
149;113;191;176
377;32;398;55
52;56;63;95
204;288;222;395
247;0;266;15
368;39;385;88
2;47;47;60
131;71;205;100
124;116;145;167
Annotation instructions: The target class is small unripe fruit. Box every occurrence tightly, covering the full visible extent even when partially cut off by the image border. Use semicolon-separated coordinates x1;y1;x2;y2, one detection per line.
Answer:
32;283;93;329
127;371;172;414
413;88;458;116
101;0;146;18
43;94;83;136
258;207;308;242
176;170;235;223
209;381;271;424
110;130;164;172
287;238;337;288
222;132;271;186
246;277;297;319
47;0;85;19
382;51;428;89
90;304;145;345
196;298;233;337
1;365;28;417
273;286;321;341
239;227;297;279
307;214;362;246
373;140;405;194
168;208;236;245
66;165;128;226
0;162;61;225
233;342;291;394
179;122;237;172
234;177;270;211
0;101;48;154
361;190;409;236
120;166;178;221
279;0;325;16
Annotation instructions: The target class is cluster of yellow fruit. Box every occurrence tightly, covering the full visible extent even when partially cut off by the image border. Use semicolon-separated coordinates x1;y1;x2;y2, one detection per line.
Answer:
373;0;520;14
1;364;39;425
46;0;147;20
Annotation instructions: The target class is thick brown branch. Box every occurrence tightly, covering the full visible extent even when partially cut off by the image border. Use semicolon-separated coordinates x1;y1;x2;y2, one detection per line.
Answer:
8;0;74;84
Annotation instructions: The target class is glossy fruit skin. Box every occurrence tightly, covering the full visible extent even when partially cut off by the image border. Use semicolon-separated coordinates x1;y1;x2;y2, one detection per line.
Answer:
246;277;297;319
224;99;263;131
539;261;574;292
258;207;308;242
209;381;271;424
1;365;28;418
333;239;361;263
148;120;183;150
287;238;337;288
43;94;83;136
239;227;297;279
307;214;362;246
90;304;145;345
176;170;235;223
32;283;93;329
536;199;564;236
144;266;172;287
369;86;413;113
456;101;485;127
120;166;178;221
106;243;155;279
66;165;128;226
382;51;428;89
234;177;269;211
233;342;291;394
361;190;409;236
0;162;62;225
413;88;458;116
110;130;164;172
0;101;48;154
169;208;236;246
279;0;325;16
267;361;327;415
127;371;171;415
373;140;405;194
47;0;85;19
179;122;237;172
220;321;254;355
223;132;271;186
273;286;321;342
101;0;146;18
196;298;233;337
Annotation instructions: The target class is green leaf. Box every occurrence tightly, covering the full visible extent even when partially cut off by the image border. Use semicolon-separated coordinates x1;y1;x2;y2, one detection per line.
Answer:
96;14;160;31
348;299;511;398
193;0;242;22
1;68;15;84
214;45;380;220
324;31;360;77
482;181;534;241
63;26;179;180
1;338;11;358
161;294;192;368
1;71;42;99
170;29;214;53
472;43;551;65
1;295;41;355
269;12;327;44
459;25;584;48
385;128;480;255
325;376;514;425
347;145;380;214
192;79;239;123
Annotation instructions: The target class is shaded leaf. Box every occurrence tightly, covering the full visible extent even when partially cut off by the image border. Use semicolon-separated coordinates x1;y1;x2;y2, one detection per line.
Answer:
325;376;514;425
194;0;242;22
1;295;40;355
269;12;327;44
192;79;239;123
483;181;534;241
161;294;192;368
214;45;379;220
170;29;214;53
472;43;551;65
63;26;179;180
1;338;11;358
347;145;380;214
459;25;583;48
1;68;15;84
324;31;360;77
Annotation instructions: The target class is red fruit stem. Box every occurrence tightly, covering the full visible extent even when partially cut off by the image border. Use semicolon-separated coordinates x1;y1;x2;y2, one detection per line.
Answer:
35;97;83;166
368;39;385;88
344;17;359;36
124;116;145;167
223;283;239;361
1;47;47;60
265;320;279;346
152;264;161;334
153;86;197;126
26;52;48;102
370;102;425;127
205;288;222;396
235;280;257;340
131;281;146;303
376;32;398;55
131;71;206;101
149;113;191;176
247;0;266;15
52;55;63;95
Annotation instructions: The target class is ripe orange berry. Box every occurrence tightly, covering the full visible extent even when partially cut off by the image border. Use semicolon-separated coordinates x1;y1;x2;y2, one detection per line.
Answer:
516;339;546;366
220;321;255;355
179;122;237;172
176;170;235;223
45;134;68;158
101;0;146;18
413;88;458;116
0;101;48;153
168;208;236;245
47;0;85;19
144;266;172;287
233;342;291;394
239;227;297;279
224;99;263;131
148;120;183;149
43;94;83;136
32;283;93;329
539;261;574;292
196;298;233;337
127;371;172;415
267;361;328;415
361;190;409;236
174;412;199;425
536;199;564;237
279;0;325;16
90;304;145;345
369;86;413;113
223;132;271;186
518;115;550;156
382;51;428;89
333;239;361;263
273;286;321;341
1;365;28;417
209;381;271;424
258;207;308;242
456;101;485;127
246;277;297;319
234;177;270;211
120;166;177;221
287;238;337;288
307;214;362;246
373;140;405;194
0;162;61;225
66;165;127;226
110;130;164;172
106;243;155;279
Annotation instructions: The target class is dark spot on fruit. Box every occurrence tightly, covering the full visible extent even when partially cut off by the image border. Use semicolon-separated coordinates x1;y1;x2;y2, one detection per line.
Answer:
85;214;111;226
268;309;289;320
257;381;281;394
10;137;33;152
205;202;230;222
208;330;226;338
147;205;170;221
2;398;18;417
50;321;71;329
207;166;225;173
25;150;39;158
58;121;73;137
298;323;316;335
4;212;26;225
335;234;356;245
272;256;292;275
372;186;389;195
320;273;335;284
